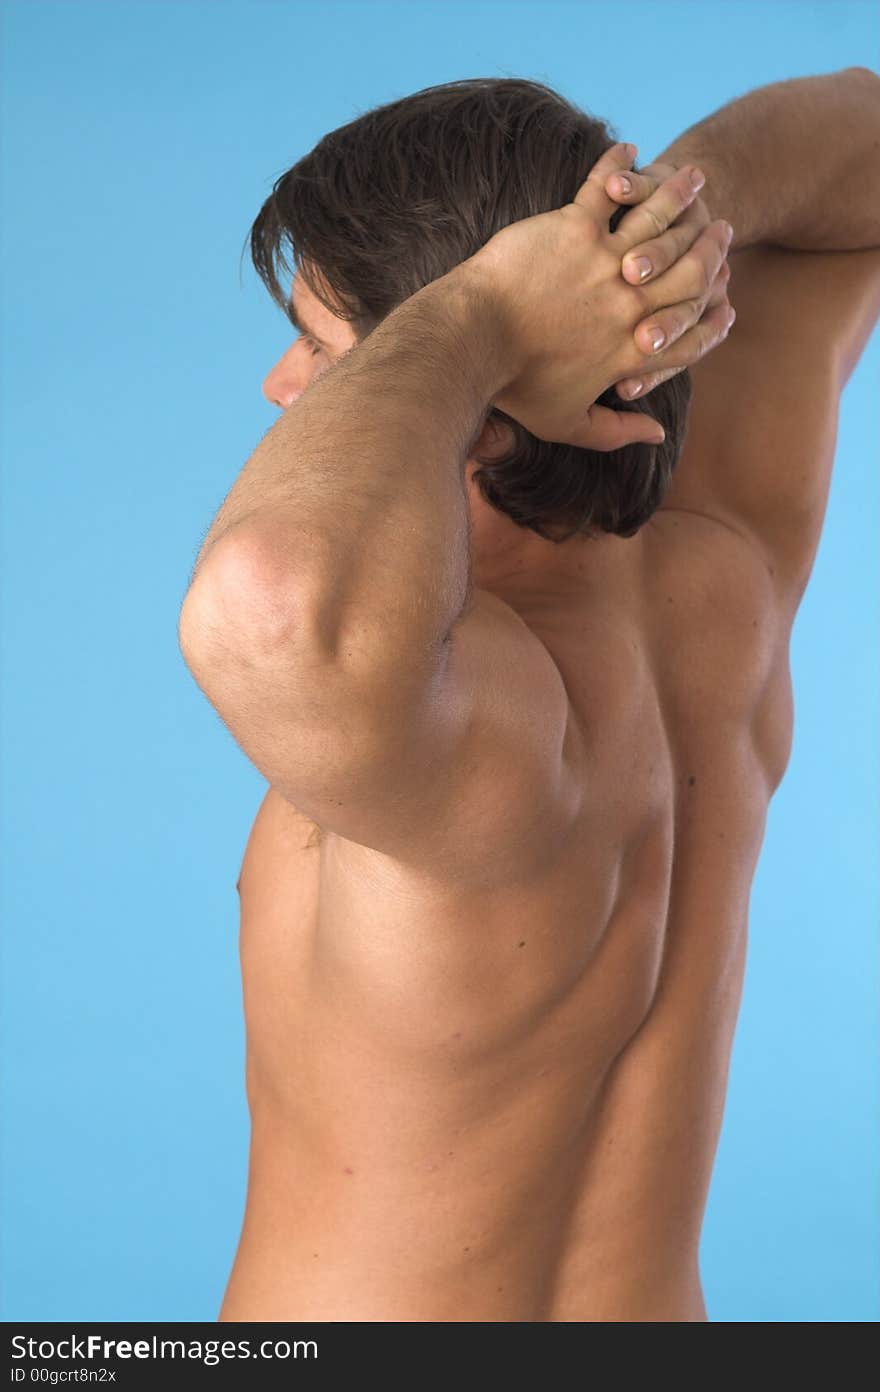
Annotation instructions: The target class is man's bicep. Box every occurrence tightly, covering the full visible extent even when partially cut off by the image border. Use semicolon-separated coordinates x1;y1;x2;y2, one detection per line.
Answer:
659;243;880;599
182;569;582;886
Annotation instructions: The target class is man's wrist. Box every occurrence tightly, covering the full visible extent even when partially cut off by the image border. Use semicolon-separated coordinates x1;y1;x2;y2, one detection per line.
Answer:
413;259;521;410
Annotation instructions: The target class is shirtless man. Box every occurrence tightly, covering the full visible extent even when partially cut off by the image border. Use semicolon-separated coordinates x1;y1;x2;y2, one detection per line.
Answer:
178;69;880;1321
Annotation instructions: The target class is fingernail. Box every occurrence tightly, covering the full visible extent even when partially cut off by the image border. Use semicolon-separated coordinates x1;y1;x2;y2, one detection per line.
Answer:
690;167;706;190
650;328;666;352
627;256;652;282
614;175;632;195
627;381;644;398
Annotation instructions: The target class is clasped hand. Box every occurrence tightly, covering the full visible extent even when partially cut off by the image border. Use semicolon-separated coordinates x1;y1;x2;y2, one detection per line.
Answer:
468;142;735;451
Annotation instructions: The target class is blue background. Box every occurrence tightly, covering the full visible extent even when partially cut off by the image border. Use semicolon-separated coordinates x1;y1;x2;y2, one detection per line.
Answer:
1;0;877;1323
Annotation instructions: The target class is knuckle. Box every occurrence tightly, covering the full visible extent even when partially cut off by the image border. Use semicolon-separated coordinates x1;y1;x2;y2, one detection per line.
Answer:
623;278;654;317
634;282;655;317
670;225;694;261
690;260;711;298
645;205;666;239
676;249;710;300
689;298;707;332
636;203;665;240
563;203;599;242
711;318;728;349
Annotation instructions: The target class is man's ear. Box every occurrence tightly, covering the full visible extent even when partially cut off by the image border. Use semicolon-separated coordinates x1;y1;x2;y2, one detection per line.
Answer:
467;411;516;465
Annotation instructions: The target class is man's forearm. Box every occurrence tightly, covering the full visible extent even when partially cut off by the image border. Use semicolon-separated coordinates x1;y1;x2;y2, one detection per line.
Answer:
654;67;880;253
186;267;506;679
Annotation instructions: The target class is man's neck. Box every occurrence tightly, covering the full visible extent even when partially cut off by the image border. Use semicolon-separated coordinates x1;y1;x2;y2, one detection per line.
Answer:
466;472;606;601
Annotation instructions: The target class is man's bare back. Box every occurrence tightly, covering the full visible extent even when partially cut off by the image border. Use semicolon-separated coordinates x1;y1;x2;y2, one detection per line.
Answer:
176;70;880;1324
219;504;791;1323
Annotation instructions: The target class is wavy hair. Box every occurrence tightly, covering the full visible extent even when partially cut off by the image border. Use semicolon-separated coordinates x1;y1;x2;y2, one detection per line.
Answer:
247;77;692;542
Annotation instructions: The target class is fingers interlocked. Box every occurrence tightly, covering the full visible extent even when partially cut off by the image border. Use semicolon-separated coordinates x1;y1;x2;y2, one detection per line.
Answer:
610;165;707;262
603;158;736;395
630;219;733;357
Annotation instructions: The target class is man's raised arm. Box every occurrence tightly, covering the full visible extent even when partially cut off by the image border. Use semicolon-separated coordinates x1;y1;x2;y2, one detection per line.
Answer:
654;67;880;253
603;67;880;602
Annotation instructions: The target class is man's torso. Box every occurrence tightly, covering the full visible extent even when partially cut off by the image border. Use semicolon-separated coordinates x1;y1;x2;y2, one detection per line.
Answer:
219;506;793;1322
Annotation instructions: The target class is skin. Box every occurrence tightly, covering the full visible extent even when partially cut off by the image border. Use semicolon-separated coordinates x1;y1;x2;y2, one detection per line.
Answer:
201;147;880;1320
216;268;764;1325
260;271;556;595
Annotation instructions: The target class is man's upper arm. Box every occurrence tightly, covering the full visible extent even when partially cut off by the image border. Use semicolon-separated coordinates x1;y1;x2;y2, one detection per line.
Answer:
180;562;584;887
659;243;880;602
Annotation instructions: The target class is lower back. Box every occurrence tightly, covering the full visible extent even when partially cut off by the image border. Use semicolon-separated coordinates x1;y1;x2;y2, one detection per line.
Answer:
221;794;745;1322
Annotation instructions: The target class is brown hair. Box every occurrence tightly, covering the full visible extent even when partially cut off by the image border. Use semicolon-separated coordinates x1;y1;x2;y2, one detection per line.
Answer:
248;77;692;542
